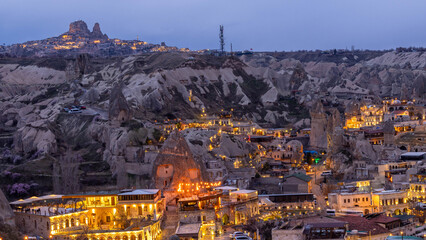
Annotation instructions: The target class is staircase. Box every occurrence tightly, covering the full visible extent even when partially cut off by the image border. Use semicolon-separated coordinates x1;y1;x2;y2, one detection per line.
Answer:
161;205;179;240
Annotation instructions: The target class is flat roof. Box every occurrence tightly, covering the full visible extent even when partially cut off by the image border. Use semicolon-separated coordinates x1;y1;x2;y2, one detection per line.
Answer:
374;190;404;195
260;193;313;197
401;152;426;157
176;223;201;235
230;190;257;194
63;190;121;198
214;186;239;191
178;196;199;202
118;189;159;196
10;194;63;205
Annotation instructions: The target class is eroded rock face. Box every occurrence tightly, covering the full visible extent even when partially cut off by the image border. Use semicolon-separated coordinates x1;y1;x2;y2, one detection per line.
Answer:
153;131;206;191
310;101;327;150
0;189;14;226
109;83;132;125
68;20;91;36
91;22;108;39
327;108;344;155
383;121;395;147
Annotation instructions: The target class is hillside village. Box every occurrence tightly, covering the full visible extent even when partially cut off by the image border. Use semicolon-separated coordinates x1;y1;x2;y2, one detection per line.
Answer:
0;21;425;240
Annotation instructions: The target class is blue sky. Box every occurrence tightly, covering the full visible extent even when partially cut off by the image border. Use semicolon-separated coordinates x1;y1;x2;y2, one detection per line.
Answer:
0;0;425;51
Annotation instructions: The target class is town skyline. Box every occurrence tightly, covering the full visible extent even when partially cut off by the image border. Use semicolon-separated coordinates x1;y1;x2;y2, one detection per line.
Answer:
1;0;426;51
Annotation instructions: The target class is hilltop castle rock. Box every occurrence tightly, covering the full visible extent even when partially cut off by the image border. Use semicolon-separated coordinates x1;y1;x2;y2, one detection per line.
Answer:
68;20;91;36
92;22;108;39
1;20;177;57
66;20;108;39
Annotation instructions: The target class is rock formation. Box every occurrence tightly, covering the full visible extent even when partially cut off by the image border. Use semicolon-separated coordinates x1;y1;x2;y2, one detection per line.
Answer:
153;130;206;191
109;83;132;126
309;101;328;150
383;121;395;147
0;189;14;226
326;108;344;155
92;22;108;39
68;20;91;36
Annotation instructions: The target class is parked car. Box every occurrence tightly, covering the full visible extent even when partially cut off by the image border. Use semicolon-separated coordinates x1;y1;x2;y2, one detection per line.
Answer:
321;170;333;177
230;232;246;239
68;108;82;114
326;209;336;216
235;236;252;240
63;107;70;112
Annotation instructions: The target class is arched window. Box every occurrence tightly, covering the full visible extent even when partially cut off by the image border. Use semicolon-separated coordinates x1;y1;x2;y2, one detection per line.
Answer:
71;218;75;227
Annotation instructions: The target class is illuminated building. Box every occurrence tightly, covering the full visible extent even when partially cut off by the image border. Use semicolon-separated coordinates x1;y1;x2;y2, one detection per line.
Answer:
345;104;383;129
175;187;259;240
408;171;426;203
328;191;373;215
372;190;409;216
10;189;164;240
259;193;317;220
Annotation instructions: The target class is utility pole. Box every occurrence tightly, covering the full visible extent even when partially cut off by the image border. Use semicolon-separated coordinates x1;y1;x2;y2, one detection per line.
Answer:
231;43;233;56
219;25;225;54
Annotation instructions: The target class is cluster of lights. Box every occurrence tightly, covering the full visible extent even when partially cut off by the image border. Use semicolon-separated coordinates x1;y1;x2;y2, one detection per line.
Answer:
177;181;221;193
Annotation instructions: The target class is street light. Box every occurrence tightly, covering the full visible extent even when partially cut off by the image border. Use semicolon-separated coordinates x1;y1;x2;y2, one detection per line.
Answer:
400;231;403;240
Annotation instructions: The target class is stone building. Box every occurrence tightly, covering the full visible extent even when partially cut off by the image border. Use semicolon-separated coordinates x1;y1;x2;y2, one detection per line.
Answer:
10;189;164;240
383;121;395;147
282;173;312;193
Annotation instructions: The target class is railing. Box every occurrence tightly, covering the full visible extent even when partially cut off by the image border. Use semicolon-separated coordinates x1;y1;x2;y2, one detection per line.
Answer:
14;208;85;217
52;226;83;235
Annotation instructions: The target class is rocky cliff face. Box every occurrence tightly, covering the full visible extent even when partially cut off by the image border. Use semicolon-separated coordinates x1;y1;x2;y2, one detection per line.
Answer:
0;49;424;200
68;20;91;36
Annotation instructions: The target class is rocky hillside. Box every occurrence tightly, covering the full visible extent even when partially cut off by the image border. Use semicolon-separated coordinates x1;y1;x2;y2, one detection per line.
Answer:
0;49;424;200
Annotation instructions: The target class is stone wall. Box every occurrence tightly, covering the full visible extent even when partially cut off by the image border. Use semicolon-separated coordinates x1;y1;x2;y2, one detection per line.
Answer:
272;228;304;240
282;177;310;193
15;212;51;238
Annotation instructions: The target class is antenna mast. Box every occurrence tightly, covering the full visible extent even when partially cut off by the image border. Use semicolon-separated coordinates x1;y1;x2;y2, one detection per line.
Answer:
219;25;225;54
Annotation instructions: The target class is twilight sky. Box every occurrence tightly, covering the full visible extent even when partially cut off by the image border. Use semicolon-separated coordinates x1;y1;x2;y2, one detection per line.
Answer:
1;0;425;51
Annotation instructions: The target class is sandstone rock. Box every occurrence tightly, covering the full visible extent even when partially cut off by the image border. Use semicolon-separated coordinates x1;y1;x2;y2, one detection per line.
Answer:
309;101;327;150
326;108;344;154
383;121;395;147
4;120;14;127
68;20;91;36
153;130;206;191
413;74;426;99
109;83;132;125
0;189;14;226
92;23;108;39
